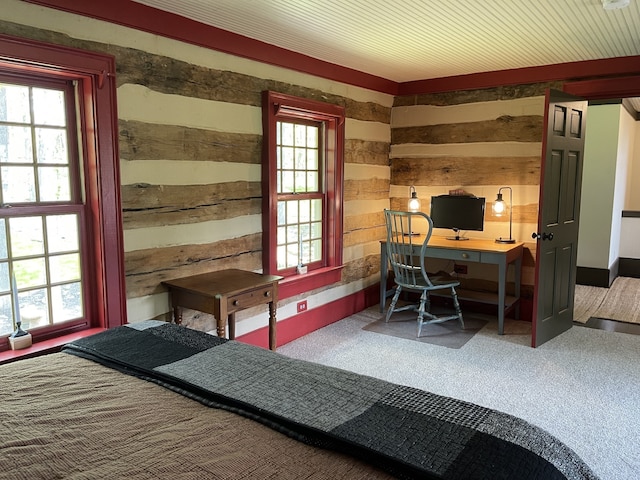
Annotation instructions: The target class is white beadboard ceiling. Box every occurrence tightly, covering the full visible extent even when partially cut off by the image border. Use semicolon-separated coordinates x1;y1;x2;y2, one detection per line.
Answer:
132;0;640;107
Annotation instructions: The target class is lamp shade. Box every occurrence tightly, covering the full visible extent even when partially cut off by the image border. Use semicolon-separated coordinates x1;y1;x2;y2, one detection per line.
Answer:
492;193;506;216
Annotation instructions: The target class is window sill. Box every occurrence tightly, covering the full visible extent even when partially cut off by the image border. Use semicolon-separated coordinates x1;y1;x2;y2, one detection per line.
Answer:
278;266;343;299
0;328;105;365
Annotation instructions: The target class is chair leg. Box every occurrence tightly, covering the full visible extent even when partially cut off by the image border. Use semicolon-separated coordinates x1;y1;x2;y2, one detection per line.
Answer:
386;286;403;323
451;287;464;329
417;290;428;337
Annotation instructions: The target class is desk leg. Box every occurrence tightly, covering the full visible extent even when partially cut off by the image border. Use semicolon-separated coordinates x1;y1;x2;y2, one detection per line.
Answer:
380;244;388;312
498;260;506;335
268;301;277;351
228;313;236;340
515;256;522;320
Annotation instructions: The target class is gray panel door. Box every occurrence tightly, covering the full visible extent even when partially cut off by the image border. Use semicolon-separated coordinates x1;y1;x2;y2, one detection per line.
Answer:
532;90;587;347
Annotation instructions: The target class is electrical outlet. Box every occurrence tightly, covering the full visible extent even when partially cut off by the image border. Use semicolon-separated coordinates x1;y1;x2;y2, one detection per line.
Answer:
453;264;468;275
297;300;307;313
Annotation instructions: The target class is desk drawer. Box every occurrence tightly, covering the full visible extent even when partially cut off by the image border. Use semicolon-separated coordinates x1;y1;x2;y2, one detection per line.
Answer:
227;286;275;312
427;248;480;262
453;250;480;262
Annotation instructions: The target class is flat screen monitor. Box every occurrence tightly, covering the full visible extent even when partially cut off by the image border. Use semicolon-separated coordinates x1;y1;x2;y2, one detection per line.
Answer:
429;195;486;240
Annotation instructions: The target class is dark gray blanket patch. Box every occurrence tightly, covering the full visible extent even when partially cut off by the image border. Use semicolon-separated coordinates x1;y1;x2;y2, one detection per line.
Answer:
157;341;396;431
63;323;599;480
68;326;197;370
146;321;228;350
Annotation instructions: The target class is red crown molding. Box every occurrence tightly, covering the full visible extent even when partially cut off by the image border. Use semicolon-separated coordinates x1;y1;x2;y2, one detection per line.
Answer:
564;74;640;100
398;56;640;95
24;0;398;95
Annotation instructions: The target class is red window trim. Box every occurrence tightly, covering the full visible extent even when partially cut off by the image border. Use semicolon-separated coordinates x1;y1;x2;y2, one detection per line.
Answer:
262;91;344;299
0;33;126;351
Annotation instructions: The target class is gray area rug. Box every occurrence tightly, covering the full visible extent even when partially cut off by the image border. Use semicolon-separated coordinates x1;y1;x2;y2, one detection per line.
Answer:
279;307;640;480
362;308;487;349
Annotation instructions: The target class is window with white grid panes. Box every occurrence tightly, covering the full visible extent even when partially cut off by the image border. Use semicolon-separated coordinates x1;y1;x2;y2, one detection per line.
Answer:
0;79;85;337
276;121;323;270
262;91;344;287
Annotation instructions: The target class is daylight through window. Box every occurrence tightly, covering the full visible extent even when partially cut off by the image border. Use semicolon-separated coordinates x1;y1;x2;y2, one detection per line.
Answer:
0;80;84;336
276;121;324;270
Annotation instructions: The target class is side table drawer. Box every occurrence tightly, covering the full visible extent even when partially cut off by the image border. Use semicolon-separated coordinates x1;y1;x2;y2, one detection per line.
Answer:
227;286;275;312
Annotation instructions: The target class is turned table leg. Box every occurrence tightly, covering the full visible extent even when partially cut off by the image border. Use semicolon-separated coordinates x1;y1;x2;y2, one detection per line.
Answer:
268;301;277;351
173;305;183;325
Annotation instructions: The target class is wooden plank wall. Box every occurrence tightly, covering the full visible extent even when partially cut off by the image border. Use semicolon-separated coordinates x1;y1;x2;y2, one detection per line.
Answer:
390;84;563;304
1;3;393;332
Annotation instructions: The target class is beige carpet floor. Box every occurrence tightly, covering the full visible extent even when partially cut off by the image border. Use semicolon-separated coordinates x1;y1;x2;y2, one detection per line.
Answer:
574;276;640;324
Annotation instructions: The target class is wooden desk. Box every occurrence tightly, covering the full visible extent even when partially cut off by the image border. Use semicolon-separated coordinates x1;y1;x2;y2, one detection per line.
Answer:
380;236;524;335
163;269;282;351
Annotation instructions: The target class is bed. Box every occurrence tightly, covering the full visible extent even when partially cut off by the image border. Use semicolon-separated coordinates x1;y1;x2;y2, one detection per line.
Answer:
0;321;599;479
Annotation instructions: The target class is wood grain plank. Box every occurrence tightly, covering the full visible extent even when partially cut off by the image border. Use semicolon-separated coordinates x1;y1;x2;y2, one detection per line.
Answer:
341;254;381;284
391;157;540;186
120;120;262;163
392;116;543;144
125;234;262;297
122;181;261;229
393;82;561;107
345;139;390;165
344;212;386;231
343;226;387;247
344;178;390;201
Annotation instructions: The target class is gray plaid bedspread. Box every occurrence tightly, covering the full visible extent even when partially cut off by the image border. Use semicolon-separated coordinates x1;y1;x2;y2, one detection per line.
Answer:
63;321;598;480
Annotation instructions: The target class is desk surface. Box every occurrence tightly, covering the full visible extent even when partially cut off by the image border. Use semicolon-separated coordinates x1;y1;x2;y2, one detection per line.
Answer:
163;269;283;297
399;235;524;253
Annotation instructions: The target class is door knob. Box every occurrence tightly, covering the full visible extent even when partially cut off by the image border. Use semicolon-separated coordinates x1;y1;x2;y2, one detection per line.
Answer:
532;232;554;241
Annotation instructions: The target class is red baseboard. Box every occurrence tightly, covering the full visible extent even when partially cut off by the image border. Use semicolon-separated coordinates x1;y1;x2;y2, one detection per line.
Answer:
238;283;380;349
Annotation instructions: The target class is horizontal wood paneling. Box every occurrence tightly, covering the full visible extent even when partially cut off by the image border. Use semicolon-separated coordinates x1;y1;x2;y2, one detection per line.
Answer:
345;139;389;165
390;142;542;159
391;157;540;186
125;233;262;298
343;226;386;248
392;116;543;144
121;181;262;229
119;120;262;163
117;46;392;123
394;83;560;107
0;18;391;122
388;198;539;227
343;178;390;201
340;254;381;284
344;211;385;231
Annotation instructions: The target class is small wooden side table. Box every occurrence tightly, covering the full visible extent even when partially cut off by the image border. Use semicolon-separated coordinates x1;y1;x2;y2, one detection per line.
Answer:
162;269;282;351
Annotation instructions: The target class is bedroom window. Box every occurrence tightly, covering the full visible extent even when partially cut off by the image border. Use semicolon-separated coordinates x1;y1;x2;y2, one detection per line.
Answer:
0;34;126;353
276;121;323;270
0;80;85;337
262;91;344;298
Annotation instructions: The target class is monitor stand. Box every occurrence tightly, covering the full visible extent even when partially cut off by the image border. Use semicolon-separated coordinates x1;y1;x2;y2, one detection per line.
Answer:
446;229;469;241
